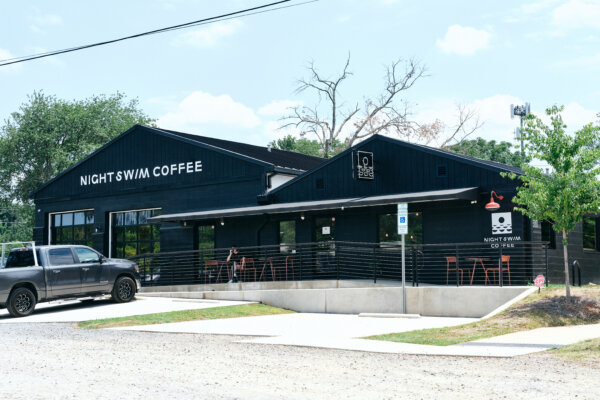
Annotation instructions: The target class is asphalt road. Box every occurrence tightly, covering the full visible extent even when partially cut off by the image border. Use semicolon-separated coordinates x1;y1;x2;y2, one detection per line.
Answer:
0;323;597;400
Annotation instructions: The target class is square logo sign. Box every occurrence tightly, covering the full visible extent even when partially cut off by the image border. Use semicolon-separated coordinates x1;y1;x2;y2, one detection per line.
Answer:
492;212;512;235
356;151;374;180
399;216;406;224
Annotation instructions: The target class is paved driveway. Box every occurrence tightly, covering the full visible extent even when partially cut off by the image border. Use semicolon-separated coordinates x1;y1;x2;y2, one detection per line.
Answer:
0;296;253;323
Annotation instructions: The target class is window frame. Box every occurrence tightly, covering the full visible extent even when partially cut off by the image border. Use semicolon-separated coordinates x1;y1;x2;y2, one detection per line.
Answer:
540;220;556;250
378;212;423;247
109;208;161;258
582;216;598;252
279;220;296;253
49;209;94;247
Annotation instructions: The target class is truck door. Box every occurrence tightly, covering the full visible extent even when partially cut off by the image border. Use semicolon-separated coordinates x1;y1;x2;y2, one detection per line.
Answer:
73;247;104;292
46;248;82;297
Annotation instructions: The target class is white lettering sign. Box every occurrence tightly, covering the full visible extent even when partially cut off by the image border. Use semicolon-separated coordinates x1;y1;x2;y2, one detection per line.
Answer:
80;160;203;186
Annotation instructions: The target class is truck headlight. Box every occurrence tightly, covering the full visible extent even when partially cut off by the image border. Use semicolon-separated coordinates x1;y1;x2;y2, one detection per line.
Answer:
133;264;139;273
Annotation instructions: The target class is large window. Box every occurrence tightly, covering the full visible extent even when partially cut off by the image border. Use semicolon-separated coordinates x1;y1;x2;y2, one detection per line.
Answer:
112;209;161;258
541;220;556;249
198;225;215;251
378;212;423;246
583;217;597;251
279;220;296;253
51;210;94;246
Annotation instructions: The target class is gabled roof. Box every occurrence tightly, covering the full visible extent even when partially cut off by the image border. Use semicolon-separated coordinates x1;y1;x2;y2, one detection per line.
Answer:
268;134;524;196
31;125;326;198
160;128;324;172
411;141;524;175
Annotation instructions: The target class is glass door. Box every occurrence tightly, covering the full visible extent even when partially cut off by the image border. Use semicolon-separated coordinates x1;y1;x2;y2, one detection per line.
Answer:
314;217;336;274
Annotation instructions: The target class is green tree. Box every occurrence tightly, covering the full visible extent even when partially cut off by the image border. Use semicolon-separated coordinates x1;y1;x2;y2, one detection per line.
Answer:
0;91;154;240
447;138;528;167
269;134;345;158
0;200;33;243
503;105;600;300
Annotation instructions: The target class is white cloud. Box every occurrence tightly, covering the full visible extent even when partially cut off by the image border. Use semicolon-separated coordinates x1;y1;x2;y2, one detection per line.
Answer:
157;91;261;133
559;102;598;128
520;0;562;15
436;25;492;55
172;20;243;48
414;95;598;147
0;48;21;73
413;95;525;145
552;0;600;29
31;14;62;25
0;48;14;62
552;51;600;68
258;100;302;116
29;12;63;34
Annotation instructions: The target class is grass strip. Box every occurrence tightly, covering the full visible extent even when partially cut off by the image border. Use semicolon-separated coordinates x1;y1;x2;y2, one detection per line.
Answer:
550;337;600;362
366;287;600;346
78;304;293;330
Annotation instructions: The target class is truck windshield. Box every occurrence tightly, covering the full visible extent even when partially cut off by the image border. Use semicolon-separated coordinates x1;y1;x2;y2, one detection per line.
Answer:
4;250;41;268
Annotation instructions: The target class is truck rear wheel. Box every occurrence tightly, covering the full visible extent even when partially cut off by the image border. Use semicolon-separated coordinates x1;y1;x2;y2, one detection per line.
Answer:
7;287;37;318
111;276;136;303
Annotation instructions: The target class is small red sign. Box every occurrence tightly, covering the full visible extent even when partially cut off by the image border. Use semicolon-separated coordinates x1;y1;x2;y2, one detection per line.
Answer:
534;274;545;288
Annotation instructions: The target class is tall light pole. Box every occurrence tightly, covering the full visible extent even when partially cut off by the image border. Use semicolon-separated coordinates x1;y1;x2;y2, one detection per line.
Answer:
511;103;530;157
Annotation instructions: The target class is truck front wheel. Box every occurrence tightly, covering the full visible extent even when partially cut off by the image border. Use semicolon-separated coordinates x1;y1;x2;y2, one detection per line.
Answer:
111;276;136;303
7;287;37;318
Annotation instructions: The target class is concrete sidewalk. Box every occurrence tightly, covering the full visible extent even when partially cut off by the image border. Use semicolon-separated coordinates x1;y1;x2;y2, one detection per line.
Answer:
111;312;600;358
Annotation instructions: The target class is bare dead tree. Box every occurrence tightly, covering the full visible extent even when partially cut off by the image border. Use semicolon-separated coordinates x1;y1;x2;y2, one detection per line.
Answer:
280;55;427;157
280;55;484;157
437;104;484;149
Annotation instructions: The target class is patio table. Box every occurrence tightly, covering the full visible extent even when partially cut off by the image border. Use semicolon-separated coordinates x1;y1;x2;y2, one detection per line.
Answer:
464;257;491;286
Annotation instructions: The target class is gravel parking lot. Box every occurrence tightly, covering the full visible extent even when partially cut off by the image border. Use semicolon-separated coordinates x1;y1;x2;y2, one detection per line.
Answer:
0;323;597;400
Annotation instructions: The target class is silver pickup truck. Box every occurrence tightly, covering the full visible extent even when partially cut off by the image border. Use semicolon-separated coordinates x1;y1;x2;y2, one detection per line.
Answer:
0;243;141;317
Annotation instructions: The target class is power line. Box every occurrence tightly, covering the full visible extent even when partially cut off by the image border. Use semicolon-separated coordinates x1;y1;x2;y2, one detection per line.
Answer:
0;0;317;67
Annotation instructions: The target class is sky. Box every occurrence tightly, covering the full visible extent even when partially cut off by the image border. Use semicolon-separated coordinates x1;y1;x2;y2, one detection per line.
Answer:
1;0;599;150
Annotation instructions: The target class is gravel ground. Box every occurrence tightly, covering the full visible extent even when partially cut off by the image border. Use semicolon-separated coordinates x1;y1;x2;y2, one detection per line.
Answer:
0;323;597;400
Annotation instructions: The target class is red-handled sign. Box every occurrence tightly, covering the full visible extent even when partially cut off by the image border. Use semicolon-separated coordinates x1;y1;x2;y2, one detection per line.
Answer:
534;274;545;289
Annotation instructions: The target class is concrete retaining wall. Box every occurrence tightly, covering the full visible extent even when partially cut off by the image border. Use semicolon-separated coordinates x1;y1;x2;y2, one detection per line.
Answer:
141;281;530;318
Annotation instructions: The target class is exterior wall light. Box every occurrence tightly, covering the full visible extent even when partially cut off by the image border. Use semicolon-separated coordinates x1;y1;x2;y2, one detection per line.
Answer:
300;213;305;220
220;218;224;226
485;191;503;211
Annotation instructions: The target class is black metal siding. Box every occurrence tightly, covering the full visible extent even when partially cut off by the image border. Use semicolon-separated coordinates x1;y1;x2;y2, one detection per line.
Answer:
271;138;515;204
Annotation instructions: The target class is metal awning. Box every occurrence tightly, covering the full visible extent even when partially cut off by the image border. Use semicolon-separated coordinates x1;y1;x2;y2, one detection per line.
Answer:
149;187;479;223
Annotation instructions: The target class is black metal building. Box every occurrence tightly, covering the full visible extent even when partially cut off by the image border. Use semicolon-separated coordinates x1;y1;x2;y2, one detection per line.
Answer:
31;125;600;284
